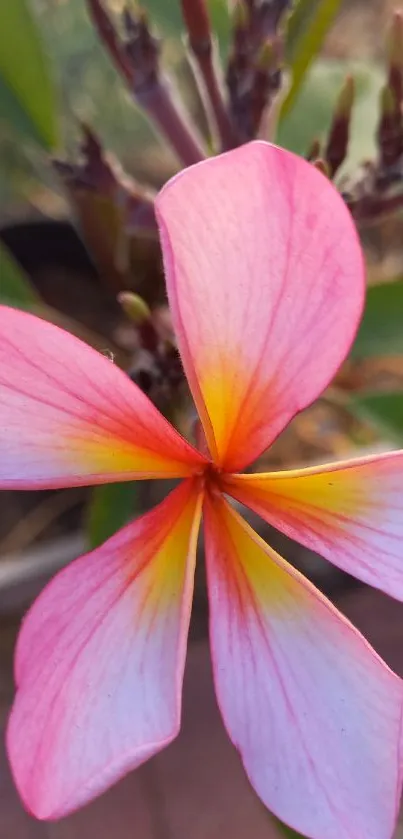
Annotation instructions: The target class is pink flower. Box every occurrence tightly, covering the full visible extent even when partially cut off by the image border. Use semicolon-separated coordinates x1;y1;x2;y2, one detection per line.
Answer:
2;142;403;839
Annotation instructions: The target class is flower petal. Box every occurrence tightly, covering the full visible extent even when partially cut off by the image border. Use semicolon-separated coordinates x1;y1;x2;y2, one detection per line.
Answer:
0;306;206;488
223;450;403;599
155;141;364;471
204;491;403;839
7;479;203;820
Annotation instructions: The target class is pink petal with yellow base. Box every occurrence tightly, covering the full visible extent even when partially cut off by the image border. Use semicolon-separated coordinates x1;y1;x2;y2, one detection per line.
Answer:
156;141;364;471
7;480;203;820
223;450;403;599
204;491;403;839
0;306;206;488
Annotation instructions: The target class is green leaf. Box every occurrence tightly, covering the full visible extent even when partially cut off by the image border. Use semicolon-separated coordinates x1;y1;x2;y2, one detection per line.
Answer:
87;482;140;549
276;826;305;838
280;831;305;839
350;280;403;359
141;0;228;33
0;0;58;148
141;0;230;49
208;0;232;51
0;243;39;308
277;59;383;169
272;816;306;838
348;392;403;445
281;0;343;118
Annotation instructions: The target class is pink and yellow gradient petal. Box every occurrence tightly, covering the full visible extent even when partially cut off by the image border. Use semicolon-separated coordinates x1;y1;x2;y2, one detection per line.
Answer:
223;450;403;599
7;479;203;820
203;490;403;839
156;140;364;472
0;306;207;489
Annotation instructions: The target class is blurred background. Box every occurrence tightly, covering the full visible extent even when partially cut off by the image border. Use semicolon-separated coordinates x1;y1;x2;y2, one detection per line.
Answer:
1;0;403;836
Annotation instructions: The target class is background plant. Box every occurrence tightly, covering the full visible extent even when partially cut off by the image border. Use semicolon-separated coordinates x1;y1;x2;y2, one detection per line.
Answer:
1;2;403;836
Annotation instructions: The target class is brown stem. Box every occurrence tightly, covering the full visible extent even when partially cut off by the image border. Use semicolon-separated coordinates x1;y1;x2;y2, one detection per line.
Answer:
180;0;236;149
348;190;403;223
85;0;132;83
86;0;205;167
136;80;206;166
188;40;237;150
127;198;158;236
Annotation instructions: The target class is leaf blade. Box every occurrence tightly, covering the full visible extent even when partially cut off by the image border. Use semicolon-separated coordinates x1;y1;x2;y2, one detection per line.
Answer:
0;0;58;149
282;0;343;118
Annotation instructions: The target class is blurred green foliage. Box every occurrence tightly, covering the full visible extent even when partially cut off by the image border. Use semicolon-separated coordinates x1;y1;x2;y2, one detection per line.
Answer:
351;280;403;359
36;0;153;161
0;244;39;308
349;392;403;446
282;0;343;118
277;60;383;169
274;818;305;839
142;0;231;51
88;481;140;549
0;0;58;149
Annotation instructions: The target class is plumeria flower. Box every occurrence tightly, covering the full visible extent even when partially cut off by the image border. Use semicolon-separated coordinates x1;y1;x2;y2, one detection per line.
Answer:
2;141;403;839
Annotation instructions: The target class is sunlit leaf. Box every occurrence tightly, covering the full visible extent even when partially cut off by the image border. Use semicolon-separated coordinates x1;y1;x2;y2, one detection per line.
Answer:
350;280;403;359
0;0;58;149
281;0;343;118
348;392;403;445
87;481;140;549
0;244;39;308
